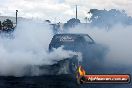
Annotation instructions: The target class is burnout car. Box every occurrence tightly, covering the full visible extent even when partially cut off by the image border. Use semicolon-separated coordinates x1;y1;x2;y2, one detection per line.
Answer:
48;34;96;74
26;33;105;75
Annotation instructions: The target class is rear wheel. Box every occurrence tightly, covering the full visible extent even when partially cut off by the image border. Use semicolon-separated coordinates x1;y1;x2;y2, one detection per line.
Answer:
57;56;79;74
69;56;79;74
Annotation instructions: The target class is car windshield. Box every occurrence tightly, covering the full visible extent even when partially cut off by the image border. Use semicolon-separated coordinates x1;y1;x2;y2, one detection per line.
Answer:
55;35;76;42
83;35;93;43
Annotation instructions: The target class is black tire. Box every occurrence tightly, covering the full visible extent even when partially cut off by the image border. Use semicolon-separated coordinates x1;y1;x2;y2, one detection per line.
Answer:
69;57;79;74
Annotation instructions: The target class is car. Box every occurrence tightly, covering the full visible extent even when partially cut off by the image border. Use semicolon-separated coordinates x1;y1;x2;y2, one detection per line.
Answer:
48;34;95;74
26;33;105;75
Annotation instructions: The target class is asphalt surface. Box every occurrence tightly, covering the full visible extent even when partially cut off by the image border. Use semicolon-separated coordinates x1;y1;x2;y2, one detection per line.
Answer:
0;74;131;88
0;65;131;88
0;75;79;88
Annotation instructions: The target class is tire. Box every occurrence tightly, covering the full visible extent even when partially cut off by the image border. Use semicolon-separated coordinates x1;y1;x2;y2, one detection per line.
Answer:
69;56;79;74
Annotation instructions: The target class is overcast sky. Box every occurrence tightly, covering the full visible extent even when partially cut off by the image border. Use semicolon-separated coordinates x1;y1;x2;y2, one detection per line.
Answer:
0;0;132;23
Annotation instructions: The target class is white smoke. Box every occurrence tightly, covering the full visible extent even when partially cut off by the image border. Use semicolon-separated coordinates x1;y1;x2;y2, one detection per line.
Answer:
68;24;132;66
0;19;131;76
0;20;81;76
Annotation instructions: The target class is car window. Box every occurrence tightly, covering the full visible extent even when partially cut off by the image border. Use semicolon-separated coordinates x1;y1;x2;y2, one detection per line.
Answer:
54;35;75;42
60;36;74;42
84;35;93;43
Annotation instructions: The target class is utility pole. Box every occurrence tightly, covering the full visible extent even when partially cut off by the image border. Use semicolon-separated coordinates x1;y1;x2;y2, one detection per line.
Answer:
76;5;78;19
16;10;18;25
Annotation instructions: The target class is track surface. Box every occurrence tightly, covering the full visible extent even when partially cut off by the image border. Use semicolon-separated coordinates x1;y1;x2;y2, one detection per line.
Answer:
0;74;131;88
0;65;131;88
0;75;80;88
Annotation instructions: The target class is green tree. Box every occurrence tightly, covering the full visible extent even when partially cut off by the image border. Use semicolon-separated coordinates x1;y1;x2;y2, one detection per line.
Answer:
87;9;132;29
2;19;14;32
63;18;80;29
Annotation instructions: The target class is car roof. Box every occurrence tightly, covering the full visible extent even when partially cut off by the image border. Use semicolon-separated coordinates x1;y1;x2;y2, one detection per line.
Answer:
54;33;89;37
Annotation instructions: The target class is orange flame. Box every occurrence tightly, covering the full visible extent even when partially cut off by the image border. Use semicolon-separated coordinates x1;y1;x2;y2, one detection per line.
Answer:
76;66;86;84
78;66;86;76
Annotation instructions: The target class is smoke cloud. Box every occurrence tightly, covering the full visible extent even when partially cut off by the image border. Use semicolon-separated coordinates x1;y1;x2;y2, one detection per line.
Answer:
0;20;81;76
0;19;132;77
68;24;132;67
